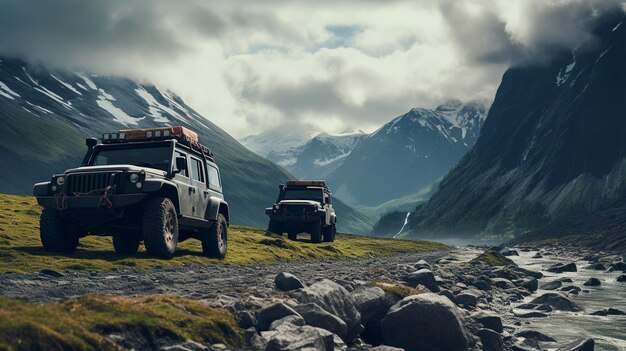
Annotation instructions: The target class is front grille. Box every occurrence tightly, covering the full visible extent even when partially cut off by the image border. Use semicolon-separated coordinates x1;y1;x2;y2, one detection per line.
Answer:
67;172;121;194
283;205;313;215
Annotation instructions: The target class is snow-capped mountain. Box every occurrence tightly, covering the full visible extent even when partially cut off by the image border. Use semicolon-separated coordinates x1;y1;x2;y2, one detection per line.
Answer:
325;100;488;206
410;12;626;237
0;56;373;233
241;129;367;179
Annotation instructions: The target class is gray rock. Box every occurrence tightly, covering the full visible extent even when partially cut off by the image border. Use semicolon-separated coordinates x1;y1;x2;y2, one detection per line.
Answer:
530;293;582;312
264;325;336;351
609;262;626;271
547;263;577;273
557;338;594;351
235;310;256;329
351;285;386;325
521;278;538;292
438;289;456;304
517;267;543;279
294;303;347;339
257;302;302;331
583;278;601;286
160;341;209;351
371;346;405;351
532;253;543;259
590;308;625;316
541;280;563;290
455;292;478;307
584;263;606;270
414;259;431;270
478;328;503;351
515;330;556;342
405;269;440;292
274;272;305;291
560;285;581;293
492;278;516;290
473;312;503;333
269;315;306;330
513;310;548;318
617;275;626;283
296;279;363;342
380;293;468;351
244;328;267;350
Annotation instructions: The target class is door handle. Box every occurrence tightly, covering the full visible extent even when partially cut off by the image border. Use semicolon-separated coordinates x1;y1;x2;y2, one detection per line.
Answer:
189;187;196;194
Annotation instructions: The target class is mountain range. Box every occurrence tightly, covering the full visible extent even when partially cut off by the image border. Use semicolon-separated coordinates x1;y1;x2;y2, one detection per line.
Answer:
406;12;626;238
0;56;372;234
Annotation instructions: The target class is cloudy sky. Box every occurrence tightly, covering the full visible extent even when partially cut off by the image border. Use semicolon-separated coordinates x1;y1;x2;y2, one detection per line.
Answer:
0;0;623;138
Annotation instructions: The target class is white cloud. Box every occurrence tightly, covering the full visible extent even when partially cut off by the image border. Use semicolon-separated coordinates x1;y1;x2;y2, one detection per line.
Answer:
0;0;623;137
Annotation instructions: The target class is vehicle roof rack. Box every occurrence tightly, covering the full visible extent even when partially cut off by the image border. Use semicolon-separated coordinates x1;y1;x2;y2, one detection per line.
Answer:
100;126;214;157
285;180;328;188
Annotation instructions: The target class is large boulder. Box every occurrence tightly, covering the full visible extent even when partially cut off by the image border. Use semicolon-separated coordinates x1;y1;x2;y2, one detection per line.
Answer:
274;272;306;291
547;263;577;273
257;302;302;331
455;291;479;307
477;328;503;351
617;275;626;283
557;338;594;351
472;312;503;333
530;293;582;312
414;259;431;270
351;285;386;325
584;263;606;270
263;325;338;351
294;303;348;340
541;280;563;290
405;269;440;292
521;278;539;292
583;278;601;286
380;293;468;351
296;279;363;342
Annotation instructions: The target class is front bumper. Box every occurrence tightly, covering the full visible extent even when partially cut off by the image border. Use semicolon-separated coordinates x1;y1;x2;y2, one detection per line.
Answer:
36;193;147;210
267;213;322;224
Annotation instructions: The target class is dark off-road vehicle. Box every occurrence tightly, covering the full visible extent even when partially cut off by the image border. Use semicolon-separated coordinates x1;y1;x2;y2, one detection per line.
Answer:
33;126;229;259
265;180;336;243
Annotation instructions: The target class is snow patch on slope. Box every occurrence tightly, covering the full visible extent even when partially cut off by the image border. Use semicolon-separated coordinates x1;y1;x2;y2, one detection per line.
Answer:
96;89;141;126
0;81;20;99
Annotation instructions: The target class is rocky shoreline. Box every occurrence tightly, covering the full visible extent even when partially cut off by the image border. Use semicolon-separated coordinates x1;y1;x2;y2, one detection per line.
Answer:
1;245;625;351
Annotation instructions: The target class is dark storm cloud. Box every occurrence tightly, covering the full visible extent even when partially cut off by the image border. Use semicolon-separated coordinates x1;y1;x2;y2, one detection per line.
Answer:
0;0;223;71
441;0;625;65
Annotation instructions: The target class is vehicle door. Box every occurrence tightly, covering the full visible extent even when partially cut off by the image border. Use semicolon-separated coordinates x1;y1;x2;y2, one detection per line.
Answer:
172;150;194;217
189;155;209;219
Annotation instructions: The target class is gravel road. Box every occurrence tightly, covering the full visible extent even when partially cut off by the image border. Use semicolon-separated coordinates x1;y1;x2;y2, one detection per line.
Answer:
0;250;450;302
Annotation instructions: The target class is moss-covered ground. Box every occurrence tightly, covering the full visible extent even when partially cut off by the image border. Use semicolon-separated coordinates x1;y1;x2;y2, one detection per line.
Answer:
0;294;243;351
471;249;515;266
0;193;447;273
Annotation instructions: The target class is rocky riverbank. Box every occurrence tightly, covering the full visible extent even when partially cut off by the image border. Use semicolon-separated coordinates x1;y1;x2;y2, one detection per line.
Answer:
1;245;624;350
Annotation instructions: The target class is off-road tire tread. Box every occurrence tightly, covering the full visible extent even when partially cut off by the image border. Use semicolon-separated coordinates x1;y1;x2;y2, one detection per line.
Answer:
310;219;322;243
203;213;228;259
40;208;79;253
143;197;178;259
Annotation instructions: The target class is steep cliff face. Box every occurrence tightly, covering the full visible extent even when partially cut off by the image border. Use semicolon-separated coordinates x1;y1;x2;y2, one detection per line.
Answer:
411;13;626;237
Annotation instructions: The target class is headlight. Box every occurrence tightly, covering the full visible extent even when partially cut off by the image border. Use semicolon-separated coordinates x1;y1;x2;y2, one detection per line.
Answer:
129;173;139;183
50;185;57;192
135;182;143;189
56;176;65;186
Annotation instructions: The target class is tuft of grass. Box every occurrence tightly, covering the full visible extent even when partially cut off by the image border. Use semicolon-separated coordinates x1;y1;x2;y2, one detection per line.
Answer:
0;194;448;273
0;294;243;351
373;281;427;300
472;249;516;266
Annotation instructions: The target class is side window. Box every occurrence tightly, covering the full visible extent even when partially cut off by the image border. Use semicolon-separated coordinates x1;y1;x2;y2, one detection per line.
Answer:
190;158;204;183
208;165;221;188
175;151;188;177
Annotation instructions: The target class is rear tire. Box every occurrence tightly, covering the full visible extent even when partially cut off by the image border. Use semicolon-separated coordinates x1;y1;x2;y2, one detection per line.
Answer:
112;235;140;255
287;232;297;241
40;208;79;253
143;197;178;259
310;219;322;243
203;213;228;259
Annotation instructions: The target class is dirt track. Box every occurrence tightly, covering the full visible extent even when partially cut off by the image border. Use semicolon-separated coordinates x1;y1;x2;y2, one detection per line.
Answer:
0;250;449;302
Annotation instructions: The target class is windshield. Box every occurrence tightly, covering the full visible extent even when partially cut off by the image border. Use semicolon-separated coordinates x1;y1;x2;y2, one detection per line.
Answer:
92;146;172;172
282;188;324;203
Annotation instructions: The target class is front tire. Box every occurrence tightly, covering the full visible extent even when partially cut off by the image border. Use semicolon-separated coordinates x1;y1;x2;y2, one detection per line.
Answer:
287;232;297;241
267;219;282;234
203;213;228;259
112;235;140;255
40;208;79;253
323;225;336;242
143;197;179;259
310;219;322;244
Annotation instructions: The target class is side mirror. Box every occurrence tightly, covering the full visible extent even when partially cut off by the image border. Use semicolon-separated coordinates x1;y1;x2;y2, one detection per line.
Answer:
173;156;187;175
279;184;285;190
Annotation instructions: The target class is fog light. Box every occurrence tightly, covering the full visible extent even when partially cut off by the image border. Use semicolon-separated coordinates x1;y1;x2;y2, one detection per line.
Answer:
56;176;65;186
129;173;139;183
135;182;142;189
51;185;57;192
